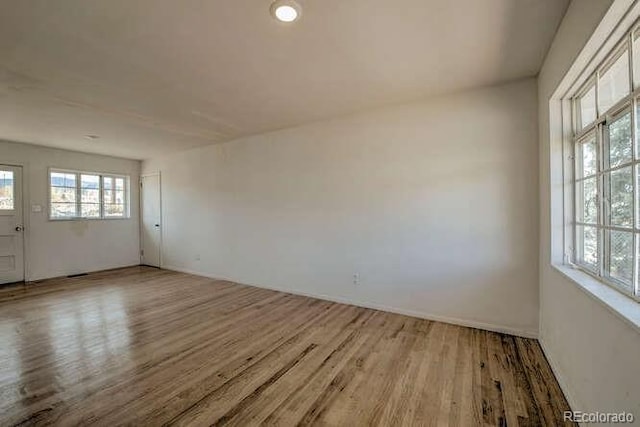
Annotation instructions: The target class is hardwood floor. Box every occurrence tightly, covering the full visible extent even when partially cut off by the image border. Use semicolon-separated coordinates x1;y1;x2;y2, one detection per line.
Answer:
0;266;574;426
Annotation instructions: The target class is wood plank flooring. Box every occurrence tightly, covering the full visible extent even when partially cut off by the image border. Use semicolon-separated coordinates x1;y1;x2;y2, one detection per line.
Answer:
0;266;575;426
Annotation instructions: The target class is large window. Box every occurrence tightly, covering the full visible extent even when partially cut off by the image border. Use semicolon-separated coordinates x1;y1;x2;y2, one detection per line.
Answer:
572;32;640;301
49;169;130;220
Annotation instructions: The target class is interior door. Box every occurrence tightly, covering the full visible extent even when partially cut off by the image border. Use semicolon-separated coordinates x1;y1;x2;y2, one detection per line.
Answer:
0;165;24;284
141;173;161;267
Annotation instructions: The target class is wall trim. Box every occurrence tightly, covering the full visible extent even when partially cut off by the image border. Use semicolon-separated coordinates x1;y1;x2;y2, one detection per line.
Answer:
538;336;581;419
163;264;539;339
26;263;142;283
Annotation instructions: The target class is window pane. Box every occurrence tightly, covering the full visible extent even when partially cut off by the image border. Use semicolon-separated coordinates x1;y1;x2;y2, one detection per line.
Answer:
598;49;630;114
0;170;14;210
607;230;633;287
577;134;597;178
633;29;640;88
608;166;633;227
577;178;598;224
636;100;640;159
50;172;76;188
578;85;596;128
577;225;598;269
50;203;76;218
81;188;100;204
115;178;125;190
81;203;100;218
104;204;124;217
81;174;100;190
51;187;76;204
104;177;113;190
114;190;124;204
607;112;633;168
103;172;126;217
637;165;640;227
636;237;640;297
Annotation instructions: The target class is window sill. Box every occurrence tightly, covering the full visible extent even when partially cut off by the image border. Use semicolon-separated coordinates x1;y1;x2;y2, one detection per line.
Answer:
552;264;640;333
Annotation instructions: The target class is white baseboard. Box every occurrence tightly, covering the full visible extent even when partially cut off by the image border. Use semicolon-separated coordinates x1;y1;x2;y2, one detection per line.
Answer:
163;264;539;339
538;336;580;416
27;263;142;283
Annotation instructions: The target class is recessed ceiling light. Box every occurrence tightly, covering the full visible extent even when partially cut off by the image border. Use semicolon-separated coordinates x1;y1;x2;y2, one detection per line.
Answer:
271;0;301;23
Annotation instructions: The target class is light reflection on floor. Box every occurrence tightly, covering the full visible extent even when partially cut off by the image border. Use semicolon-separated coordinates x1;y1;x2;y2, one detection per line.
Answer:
0;287;132;413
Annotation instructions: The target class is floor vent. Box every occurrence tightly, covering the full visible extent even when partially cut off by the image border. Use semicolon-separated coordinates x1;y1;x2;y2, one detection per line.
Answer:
67;273;89;278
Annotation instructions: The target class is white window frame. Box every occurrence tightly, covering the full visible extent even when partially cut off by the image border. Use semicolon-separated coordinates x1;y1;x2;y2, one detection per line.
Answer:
569;24;640;303
48;168;130;220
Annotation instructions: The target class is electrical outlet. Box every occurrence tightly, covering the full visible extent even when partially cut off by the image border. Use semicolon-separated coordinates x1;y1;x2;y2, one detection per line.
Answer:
353;273;360;285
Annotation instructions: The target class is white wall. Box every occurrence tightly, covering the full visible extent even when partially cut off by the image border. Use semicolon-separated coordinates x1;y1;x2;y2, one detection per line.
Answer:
539;0;640;418
143;78;540;336
0;140;140;281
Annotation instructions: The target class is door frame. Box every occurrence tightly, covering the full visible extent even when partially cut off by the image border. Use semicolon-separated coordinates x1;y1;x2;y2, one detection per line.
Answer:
0;162;29;283
139;172;163;268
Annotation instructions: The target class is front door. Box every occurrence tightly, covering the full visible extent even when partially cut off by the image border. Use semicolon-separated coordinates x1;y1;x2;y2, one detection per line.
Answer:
0;165;24;284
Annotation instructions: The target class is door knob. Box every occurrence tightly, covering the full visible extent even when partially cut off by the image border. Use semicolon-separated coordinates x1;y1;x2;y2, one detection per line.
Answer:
154;224;160;227
15;225;24;232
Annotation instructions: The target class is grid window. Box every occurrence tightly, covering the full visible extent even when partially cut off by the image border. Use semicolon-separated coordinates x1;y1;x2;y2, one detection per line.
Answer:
572;32;640;301
81;174;101;218
49;170;129;220
50;171;77;218
103;176;126;217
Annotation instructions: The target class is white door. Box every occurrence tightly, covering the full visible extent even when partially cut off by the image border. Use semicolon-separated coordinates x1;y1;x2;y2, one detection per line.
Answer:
141;173;161;267
0;165;24;284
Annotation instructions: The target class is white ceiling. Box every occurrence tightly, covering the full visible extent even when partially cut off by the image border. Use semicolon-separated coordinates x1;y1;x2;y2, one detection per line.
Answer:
0;0;569;160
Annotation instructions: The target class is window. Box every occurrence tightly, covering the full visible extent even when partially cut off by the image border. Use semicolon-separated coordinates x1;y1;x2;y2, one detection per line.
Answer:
49;169;130;220
81;174;100;218
572;33;640;301
102;176;126;217
0;170;14;210
50;171;77;217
